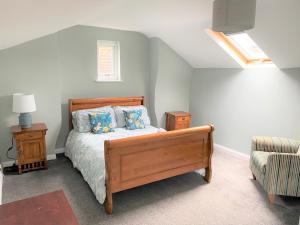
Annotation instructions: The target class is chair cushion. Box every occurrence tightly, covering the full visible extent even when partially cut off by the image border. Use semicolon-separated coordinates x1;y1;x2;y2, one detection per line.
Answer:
251;151;270;174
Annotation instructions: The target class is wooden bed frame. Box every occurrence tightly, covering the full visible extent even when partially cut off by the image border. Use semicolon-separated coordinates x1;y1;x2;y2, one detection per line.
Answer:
69;96;214;214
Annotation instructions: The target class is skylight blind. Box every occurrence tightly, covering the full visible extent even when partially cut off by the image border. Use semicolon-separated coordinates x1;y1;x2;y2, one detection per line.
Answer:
97;40;120;81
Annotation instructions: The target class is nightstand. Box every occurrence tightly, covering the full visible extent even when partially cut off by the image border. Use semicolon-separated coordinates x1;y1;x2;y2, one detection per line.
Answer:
165;111;191;131
11;123;48;174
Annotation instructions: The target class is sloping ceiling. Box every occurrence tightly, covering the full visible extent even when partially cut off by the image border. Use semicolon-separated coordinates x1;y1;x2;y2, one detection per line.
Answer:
0;0;299;68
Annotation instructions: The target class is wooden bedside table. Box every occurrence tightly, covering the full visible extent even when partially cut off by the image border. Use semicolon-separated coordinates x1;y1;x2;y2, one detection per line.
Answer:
165;111;191;131
11;123;48;174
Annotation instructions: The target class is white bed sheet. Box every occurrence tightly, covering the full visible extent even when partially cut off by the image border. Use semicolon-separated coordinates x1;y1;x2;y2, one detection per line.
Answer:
65;126;165;204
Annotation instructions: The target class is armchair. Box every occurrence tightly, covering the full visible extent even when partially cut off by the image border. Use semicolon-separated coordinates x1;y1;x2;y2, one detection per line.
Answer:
250;136;300;203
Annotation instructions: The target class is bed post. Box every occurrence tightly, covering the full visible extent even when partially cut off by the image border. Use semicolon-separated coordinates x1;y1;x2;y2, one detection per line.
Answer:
104;140;113;214
141;96;144;106
204;124;214;183
68;99;73;131
105;189;113;214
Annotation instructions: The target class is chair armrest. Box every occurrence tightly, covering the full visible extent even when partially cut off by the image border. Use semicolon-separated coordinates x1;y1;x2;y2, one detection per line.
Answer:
265;153;300;195
252;136;300;153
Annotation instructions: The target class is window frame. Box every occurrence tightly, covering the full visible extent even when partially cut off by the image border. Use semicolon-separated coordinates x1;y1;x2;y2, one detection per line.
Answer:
96;40;121;82
206;29;274;68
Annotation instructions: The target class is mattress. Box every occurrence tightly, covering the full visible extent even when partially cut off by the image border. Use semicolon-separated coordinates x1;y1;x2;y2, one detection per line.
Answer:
65;126;165;204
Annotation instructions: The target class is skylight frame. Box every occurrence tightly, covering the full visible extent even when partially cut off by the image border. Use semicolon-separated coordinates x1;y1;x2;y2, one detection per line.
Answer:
206;29;275;68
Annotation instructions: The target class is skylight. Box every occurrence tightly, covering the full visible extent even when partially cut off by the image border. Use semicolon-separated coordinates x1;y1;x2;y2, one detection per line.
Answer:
207;29;275;68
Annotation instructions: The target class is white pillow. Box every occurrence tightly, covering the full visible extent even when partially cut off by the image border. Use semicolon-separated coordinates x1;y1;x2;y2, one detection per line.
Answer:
72;106;117;132
114;105;151;127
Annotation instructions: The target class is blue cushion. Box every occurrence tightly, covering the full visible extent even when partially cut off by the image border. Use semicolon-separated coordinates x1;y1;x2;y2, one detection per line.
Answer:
89;112;114;134
123;110;145;130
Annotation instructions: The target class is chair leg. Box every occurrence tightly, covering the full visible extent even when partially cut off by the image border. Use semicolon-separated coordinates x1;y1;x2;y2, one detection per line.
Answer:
252;173;256;180
268;194;275;204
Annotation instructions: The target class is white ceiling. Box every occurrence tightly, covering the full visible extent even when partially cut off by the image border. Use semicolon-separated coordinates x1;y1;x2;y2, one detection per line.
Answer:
0;0;299;68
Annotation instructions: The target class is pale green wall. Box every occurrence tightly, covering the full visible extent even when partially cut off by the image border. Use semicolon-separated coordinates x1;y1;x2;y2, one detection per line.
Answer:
0;25;192;162
0;25;151;161
2;25;299;159
55;26;151;148
2;25;299;160
0;34;62;161
58;26;150;103
150;38;193;128
190;68;300;154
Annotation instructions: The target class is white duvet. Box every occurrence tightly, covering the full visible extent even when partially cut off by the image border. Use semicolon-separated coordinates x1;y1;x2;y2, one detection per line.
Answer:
65;126;165;204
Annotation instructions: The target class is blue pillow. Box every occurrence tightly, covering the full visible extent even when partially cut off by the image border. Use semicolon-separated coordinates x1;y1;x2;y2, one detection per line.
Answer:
123;110;145;130
89;112;114;134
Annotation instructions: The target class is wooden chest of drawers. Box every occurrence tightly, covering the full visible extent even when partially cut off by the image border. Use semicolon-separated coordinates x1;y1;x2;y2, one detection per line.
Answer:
165;111;191;131
11;123;48;174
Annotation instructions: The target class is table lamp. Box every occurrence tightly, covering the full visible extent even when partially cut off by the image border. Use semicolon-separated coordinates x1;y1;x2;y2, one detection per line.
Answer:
13;93;36;128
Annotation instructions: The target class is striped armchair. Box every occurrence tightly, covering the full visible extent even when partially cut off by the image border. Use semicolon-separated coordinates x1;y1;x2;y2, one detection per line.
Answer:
250;136;300;203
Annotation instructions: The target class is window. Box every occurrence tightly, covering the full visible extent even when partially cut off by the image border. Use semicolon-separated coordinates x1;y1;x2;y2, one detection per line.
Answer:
206;29;275;68
97;40;121;81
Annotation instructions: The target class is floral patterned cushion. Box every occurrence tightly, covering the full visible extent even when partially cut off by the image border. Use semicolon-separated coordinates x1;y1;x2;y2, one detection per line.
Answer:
123;110;145;130
89;112;114;134
72;106;117;133
114;105;151;127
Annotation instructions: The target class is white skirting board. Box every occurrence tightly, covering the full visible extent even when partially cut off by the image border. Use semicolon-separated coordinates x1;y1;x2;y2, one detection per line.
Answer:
55;148;65;154
1;154;57;168
1;145;248;167
214;143;250;159
194;144;250;175
1;147;66;168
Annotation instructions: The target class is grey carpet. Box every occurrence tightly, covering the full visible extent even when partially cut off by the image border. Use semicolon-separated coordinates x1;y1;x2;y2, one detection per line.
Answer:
3;150;300;225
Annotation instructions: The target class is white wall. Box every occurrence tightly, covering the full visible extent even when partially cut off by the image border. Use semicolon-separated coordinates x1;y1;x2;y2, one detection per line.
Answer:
190;68;300;154
150;38;193;128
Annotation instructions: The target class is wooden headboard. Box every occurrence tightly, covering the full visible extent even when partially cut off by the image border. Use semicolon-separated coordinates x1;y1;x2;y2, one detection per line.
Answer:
68;96;144;130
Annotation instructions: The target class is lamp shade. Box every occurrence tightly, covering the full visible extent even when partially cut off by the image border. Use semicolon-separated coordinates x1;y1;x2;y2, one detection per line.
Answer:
212;0;256;34
13;93;36;113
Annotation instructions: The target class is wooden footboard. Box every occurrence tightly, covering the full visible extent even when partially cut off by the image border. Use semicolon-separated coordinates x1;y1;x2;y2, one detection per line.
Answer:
104;125;214;214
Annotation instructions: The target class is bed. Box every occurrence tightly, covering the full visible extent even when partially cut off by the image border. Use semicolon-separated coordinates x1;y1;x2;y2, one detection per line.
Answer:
66;96;214;214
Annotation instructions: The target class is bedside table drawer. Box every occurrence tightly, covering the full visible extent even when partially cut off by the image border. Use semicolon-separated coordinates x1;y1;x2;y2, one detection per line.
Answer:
17;132;42;140
176;116;190;122
175;121;190;129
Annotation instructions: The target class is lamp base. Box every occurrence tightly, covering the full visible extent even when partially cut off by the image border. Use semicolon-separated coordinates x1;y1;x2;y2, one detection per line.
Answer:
19;113;32;129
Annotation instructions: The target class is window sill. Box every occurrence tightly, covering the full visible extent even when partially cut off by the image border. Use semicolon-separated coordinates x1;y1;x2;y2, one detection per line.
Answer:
95;80;123;83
